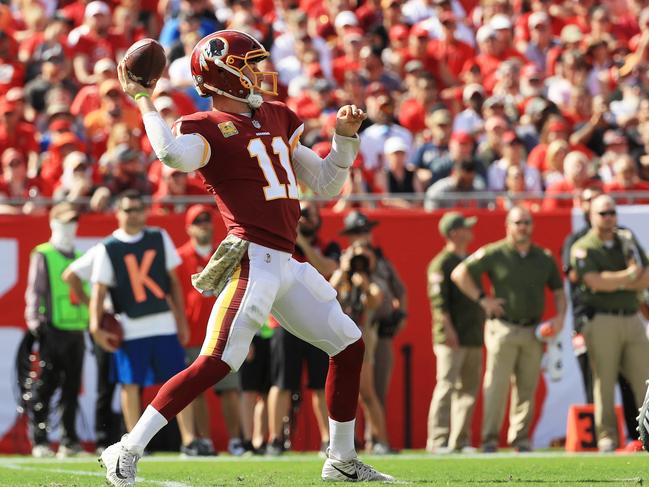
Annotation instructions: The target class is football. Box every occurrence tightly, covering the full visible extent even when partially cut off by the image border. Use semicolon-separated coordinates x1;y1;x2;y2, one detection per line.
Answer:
100;313;124;349
123;38;166;88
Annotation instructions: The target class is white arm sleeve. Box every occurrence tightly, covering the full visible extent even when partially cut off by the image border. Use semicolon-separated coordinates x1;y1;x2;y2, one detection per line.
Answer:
142;111;211;172
292;133;359;198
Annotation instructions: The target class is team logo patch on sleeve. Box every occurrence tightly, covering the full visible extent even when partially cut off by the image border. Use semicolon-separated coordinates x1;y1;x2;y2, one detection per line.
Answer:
572;247;587;259
218;121;239;138
468;247;486;262
430;272;444;284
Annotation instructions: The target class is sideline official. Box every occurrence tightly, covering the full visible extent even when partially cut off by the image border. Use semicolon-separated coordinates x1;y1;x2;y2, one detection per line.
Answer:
452;206;565;452
426;212;484;453
570;195;649;451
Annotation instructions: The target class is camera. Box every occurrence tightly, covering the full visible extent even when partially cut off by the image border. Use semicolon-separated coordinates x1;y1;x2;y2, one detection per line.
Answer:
349;254;370;274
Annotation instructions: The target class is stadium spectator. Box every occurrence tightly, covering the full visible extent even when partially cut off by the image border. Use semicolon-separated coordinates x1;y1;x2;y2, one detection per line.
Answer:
475;115;508;168
604;155;649;204
543;151;599;210
89;190;196;453
0;31;25;93
25;203;88;458
428;12;476;83
524;12;556;73
453;84;485;136
424;160;487;210
397;71;438;135
18;11;73;83
413;109;453;187
159;0;221;50
487;131;541;192
0;97;39;174
23;46;77;118
452;206;565;452
69;1;128;85
53;151;107;212
359;85;413;181
84;79;141;159
99;144;151;198
168;31;202;89
570;95;614;156
39;131;85;195
70;58;117;118
176;204;245;456
267;202;337;456
377;137;422;208
570;195;649;451
152;165;204;214
495;165;543;212
542;139;569;187
0;148;42;214
426;212;483;453
598;130;631;183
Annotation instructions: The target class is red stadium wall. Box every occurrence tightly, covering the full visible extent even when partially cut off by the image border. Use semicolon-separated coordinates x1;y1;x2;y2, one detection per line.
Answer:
0;209;573;452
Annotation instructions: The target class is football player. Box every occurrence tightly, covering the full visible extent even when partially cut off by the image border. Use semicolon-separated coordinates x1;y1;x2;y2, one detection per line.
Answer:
101;30;394;485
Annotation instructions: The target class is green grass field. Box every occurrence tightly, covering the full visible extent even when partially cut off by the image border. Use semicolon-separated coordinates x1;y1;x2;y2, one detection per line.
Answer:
0;452;647;486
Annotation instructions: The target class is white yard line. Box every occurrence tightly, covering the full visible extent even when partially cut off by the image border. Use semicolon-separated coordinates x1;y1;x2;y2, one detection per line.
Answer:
0;462;190;487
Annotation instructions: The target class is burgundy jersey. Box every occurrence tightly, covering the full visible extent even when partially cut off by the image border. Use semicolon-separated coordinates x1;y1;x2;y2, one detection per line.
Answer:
173;102;304;253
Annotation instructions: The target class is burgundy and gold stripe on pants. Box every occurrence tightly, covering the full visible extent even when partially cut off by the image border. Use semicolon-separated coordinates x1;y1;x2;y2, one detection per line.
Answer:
200;259;250;358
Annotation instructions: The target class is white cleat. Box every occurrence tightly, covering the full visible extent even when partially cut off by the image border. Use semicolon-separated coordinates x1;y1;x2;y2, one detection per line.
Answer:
637;380;649;452
322;448;395;482
31;444;55;458
99;435;141;487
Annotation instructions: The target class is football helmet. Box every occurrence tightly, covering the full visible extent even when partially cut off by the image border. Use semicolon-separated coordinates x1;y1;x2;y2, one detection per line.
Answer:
190;30;278;109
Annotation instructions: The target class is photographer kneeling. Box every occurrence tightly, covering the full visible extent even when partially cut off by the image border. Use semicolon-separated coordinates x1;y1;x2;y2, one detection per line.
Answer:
330;241;391;452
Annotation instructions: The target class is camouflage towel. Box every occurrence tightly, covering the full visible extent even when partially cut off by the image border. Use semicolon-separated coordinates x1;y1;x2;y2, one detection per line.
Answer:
191;235;249;297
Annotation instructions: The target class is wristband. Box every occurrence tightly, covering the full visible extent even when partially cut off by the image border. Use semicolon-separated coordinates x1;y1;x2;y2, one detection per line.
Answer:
134;92;150;101
477;290;486;302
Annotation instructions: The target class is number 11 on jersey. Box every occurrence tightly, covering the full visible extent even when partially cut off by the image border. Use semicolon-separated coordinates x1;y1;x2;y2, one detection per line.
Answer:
248;137;299;201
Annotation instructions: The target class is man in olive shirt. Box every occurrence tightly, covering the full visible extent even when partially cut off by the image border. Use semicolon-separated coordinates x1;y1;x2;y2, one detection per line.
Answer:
452;206;565;452
571;195;649;452
427;212;484;453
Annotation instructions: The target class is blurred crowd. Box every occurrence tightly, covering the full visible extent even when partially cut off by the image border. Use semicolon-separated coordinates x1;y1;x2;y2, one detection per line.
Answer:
3;0;649;213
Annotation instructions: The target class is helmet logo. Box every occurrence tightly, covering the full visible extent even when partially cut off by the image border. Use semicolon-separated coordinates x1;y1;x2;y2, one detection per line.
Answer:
200;37;228;71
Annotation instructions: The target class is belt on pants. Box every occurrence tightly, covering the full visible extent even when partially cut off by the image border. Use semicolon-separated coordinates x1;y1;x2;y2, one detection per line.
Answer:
498;317;537;327
593;309;637;317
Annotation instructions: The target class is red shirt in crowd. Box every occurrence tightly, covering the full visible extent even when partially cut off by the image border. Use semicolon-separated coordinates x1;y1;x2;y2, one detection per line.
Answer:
604;180;649;205
73;31;128;72
0;122;39;163
176;240;215;348
427;38;476;79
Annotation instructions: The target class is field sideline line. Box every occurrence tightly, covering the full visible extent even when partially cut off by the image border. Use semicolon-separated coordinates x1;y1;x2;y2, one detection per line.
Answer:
0;450;634;465
0;462;190;487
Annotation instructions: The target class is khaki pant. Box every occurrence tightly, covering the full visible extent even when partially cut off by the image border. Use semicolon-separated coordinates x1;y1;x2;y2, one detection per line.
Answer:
427;344;482;451
583;313;649;449
482;319;543;449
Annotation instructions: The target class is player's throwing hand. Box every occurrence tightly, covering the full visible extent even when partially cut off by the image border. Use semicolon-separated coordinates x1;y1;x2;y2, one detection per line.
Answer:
117;61;155;100
335;104;367;137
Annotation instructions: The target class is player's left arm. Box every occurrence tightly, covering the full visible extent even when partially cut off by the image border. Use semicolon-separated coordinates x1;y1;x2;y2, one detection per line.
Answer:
292;105;367;197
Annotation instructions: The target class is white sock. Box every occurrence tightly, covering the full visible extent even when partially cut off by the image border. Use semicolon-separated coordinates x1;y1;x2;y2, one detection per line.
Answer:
123;405;168;455
328;418;356;461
